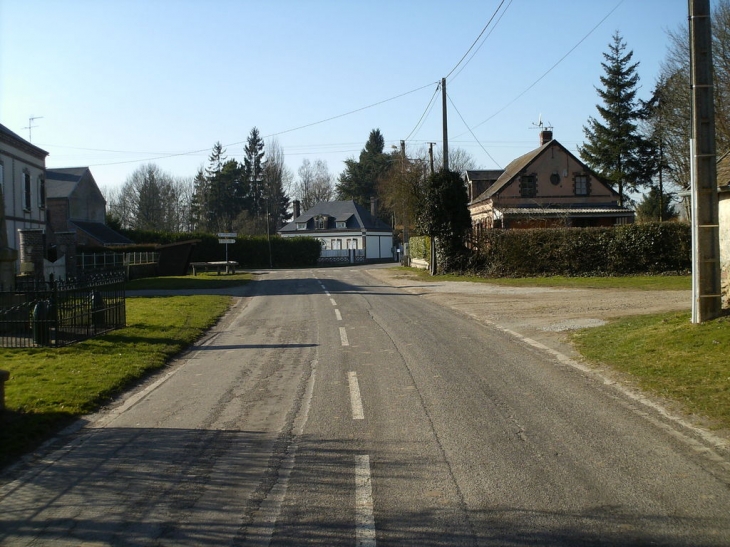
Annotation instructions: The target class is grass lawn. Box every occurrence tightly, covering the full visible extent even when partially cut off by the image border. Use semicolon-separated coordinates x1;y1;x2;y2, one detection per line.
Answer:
390;267;691;291
125;272;253;291
572;312;730;429
0;294;231;469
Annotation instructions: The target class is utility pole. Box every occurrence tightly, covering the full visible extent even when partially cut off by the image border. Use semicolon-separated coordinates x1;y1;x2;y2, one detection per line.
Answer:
441;78;449;172
428;143;436;175
23;116;43;142
689;0;722;323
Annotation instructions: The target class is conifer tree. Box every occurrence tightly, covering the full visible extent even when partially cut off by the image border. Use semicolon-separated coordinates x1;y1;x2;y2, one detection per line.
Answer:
336;129;392;211
580;32;649;206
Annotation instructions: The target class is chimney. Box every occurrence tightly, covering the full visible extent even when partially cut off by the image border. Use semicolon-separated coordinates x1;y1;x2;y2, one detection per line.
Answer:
370;196;377;217
540;129;553;146
293;200;301;219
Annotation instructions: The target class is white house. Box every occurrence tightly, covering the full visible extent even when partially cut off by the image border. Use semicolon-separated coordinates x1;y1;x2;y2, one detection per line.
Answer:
0;123;49;257
278;200;393;262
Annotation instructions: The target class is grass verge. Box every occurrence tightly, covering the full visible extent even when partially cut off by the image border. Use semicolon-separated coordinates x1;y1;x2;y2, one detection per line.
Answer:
572;312;730;429
125;272;253;291
0;294;231;470
390;267;691;290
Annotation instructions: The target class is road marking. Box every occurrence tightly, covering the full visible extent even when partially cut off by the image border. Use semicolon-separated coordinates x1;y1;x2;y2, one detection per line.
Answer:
355;455;376;546
340;327;349;346
335;309;342;321
330;298;337;306
325;291;331;296
348;371;364;420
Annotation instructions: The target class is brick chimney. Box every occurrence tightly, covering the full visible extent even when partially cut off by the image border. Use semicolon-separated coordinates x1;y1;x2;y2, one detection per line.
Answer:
540;129;553;145
293;200;301;219
370;196;377;217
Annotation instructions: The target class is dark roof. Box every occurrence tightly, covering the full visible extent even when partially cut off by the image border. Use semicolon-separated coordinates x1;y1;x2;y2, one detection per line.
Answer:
465;169;504;182
497;204;634;216
46;168;89;199
278;200;391;233
71;220;133;245
0;122;49;158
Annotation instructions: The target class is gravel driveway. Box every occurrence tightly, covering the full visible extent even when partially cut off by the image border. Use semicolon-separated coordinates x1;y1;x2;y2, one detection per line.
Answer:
366;268;691;360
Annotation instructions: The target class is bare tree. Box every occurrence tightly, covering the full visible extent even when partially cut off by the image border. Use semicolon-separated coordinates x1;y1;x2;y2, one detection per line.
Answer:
295;158;335;211
433;147;478;177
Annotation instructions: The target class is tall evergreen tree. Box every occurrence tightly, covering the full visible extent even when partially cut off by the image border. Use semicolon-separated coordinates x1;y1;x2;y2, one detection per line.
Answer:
336;129;392;211
243;127;266;231
580;32;648;206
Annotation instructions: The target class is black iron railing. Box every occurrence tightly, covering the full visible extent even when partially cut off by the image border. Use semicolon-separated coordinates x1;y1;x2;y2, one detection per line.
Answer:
0;272;126;348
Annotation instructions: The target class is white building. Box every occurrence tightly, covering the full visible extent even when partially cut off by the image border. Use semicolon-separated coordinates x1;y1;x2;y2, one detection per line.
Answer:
0;123;49;257
278;200;393;262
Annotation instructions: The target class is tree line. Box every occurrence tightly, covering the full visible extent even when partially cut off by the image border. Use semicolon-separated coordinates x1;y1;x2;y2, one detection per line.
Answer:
105;2;730;235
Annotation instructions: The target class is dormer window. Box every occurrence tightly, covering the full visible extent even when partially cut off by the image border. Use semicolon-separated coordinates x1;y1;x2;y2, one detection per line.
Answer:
336;221;346;229
315;215;328;230
296;222;307;231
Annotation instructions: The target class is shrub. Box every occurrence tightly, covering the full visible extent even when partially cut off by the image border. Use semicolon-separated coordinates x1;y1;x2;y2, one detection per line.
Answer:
469;223;690;277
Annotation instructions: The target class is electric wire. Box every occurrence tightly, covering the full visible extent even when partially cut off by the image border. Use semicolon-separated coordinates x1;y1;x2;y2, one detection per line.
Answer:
83;82;438;167
403;82;441;143
449;0;514;83
447;93;502;169
445;0;508;80
460;0;624;137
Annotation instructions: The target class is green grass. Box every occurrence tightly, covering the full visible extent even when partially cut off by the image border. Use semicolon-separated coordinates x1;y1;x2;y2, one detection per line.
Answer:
572;312;730;428
390;266;691;291
0;294;231;469
125;272;252;291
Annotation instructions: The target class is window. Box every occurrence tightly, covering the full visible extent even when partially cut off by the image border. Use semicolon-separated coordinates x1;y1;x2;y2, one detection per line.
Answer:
0;162;4;197
336;221;346;229
296;222;307;230
38;175;46;208
23;171;32;211
519;174;537;198
574;174;590;196
315;215;328;230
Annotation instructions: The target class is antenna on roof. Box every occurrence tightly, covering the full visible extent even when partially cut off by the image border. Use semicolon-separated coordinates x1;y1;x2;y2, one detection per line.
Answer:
530;114;552;131
23;116;43;142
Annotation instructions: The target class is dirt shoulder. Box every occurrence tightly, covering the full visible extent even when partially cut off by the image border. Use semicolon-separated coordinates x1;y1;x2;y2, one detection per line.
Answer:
365;268;690;361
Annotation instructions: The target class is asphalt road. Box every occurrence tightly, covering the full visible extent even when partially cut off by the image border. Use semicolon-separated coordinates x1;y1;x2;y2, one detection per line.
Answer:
1;266;729;546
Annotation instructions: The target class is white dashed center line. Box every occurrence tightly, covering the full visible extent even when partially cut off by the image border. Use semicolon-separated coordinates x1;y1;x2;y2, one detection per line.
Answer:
355;454;376;546
340;326;349;346
335;309;342;321
348;371;364;420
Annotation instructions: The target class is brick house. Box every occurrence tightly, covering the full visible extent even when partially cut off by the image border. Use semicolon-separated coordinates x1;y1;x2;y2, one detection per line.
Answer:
468;130;634;234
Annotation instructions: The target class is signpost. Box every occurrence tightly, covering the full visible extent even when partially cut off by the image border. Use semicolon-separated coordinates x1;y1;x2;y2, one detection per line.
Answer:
218;233;236;267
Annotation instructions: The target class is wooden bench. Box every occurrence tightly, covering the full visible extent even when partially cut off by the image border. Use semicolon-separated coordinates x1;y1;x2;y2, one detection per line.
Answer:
190;261;239;276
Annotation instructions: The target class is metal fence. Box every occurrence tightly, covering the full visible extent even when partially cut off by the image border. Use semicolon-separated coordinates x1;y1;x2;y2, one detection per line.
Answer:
78;251;159;272
0;272;126;348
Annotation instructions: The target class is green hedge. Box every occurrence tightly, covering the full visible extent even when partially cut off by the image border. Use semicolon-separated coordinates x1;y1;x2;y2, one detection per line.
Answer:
409;236;430;260
469;223;691;277
118;230;321;268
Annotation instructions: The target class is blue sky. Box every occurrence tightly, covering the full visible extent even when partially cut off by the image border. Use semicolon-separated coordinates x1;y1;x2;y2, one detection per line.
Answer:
1;0;690;192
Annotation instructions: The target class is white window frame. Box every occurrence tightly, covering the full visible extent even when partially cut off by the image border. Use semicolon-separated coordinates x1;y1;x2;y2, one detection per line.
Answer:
336;221;346;229
296;222;306;230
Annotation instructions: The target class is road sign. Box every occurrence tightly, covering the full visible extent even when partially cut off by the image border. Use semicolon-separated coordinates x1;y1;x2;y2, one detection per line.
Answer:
217;233;237;238
218;238;236;244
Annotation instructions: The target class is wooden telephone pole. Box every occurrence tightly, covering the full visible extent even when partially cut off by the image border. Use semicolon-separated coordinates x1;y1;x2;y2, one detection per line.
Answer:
689;0;722;323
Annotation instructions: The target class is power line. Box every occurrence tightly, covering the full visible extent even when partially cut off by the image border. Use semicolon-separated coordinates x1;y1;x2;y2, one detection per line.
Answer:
450;0;514;83
461;0;624;136
447;93;502;169
445;0;508;80
84;82;438;168
403;82;441;143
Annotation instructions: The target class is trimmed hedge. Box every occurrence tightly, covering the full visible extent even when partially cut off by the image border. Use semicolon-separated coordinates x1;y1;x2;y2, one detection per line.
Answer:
118;230;321;268
469;222;691;277
409;236;430;261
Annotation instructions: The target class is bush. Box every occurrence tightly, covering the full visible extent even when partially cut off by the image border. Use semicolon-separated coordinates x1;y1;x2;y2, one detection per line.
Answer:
118;230;321;268
469;223;691;277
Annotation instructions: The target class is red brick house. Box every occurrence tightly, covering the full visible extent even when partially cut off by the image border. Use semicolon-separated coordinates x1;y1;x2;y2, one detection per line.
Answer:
468;131;634;234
